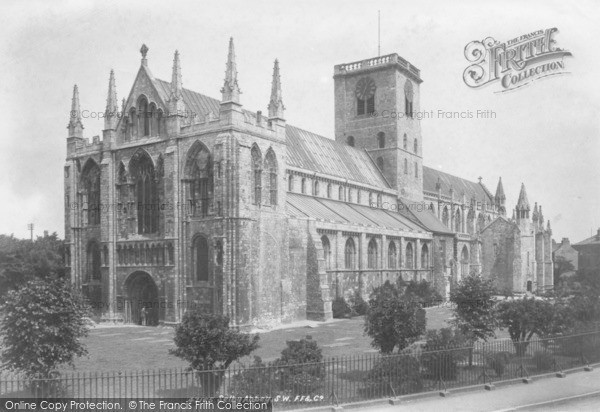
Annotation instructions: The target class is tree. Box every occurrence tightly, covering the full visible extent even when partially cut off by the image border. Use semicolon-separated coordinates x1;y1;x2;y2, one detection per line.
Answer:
496;297;560;356
0;278;90;378
170;311;259;395
0;233;66;302
450;273;498;342
364;281;426;353
553;256;575;288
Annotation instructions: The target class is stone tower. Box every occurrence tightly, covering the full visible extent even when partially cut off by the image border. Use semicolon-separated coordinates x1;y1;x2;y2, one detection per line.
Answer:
333;54;423;201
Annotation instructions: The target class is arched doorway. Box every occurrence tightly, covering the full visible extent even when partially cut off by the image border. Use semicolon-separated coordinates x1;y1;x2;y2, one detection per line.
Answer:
527;280;532;292
125;271;159;326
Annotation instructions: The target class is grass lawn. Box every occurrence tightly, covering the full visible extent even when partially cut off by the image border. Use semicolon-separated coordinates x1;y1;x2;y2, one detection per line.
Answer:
66;306;508;372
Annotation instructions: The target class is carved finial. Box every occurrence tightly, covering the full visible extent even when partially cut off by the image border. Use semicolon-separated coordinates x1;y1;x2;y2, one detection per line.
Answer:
478;176;483;183
104;70;118;131
268;59;285;120
221;37;241;103
140;44;149;59
67;84;83;138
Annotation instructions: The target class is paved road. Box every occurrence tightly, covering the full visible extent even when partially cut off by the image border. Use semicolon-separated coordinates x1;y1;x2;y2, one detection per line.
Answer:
354;367;600;411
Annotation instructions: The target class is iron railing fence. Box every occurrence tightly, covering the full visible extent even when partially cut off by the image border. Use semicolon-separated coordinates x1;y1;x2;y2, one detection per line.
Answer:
1;330;600;409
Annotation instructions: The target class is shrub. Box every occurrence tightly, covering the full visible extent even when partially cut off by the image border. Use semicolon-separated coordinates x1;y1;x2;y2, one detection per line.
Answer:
230;356;272;396
532;351;554;372
350;290;368;316
274;336;325;395
422;328;469;380
404;280;443;307
170;311;259;396
332;296;352;318
359;355;423;398
487;352;512;377
364;281;426;353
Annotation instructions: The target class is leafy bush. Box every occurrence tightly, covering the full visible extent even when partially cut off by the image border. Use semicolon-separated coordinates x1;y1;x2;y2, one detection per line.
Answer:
170;311;259;395
364;281;426;353
359;355;423;398
230;356;272;396
0;278;90;377
487;352;512;377
350;290;368;316
422;328;469;380
532;351;554;372
404;280;443;308
332;296;352;318
274;335;325;395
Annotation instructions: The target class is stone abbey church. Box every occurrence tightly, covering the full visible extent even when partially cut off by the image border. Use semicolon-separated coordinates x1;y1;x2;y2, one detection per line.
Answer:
64;40;553;327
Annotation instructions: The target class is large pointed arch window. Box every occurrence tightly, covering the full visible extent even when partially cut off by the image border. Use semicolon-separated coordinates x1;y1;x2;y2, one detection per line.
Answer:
192;235;209;282
251;146;262;205
130;150;159;233
344;238;356;269
442;206;449;228
321;235;331;270
388;241;397;269
184;142;213;218
137;96;150;136
265;149;278;206
405;242;414;269
421;244;430;268
367;238;378;269
81;159;101;226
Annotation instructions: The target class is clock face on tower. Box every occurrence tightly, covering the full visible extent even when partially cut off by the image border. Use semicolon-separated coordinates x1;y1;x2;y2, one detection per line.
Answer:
355;77;376;100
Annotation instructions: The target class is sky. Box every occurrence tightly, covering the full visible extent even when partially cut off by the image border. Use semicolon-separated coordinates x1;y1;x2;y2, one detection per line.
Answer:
0;0;599;243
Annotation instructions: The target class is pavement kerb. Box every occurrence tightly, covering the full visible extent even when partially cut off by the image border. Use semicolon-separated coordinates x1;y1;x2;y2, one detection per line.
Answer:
292;362;600;412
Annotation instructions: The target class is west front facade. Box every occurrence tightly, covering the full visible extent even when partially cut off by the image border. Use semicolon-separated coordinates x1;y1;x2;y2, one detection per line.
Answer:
64;40;553;328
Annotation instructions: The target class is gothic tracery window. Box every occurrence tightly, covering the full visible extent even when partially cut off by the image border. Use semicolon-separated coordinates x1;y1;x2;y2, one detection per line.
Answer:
185;142;213;217
81;159;101;226
345;238;356;269
367;238;378;269
265;149;278;206
251;146;262;205
388;241;397;269
405;242;414;269
130;150;159;233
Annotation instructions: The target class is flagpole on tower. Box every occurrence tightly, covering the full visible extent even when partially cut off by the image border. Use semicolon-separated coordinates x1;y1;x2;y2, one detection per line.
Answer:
378;10;381;57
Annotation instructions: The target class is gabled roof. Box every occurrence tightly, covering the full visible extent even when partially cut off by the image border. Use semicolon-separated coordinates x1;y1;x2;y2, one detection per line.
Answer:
423;166;493;202
153;78;389;188
481;215;517;232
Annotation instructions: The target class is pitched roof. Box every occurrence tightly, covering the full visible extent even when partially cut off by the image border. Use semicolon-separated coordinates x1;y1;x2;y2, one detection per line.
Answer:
287;193;426;233
573;230;600;248
423;166;493;202
286;125;389;187
397;199;454;235
153;78;389;188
